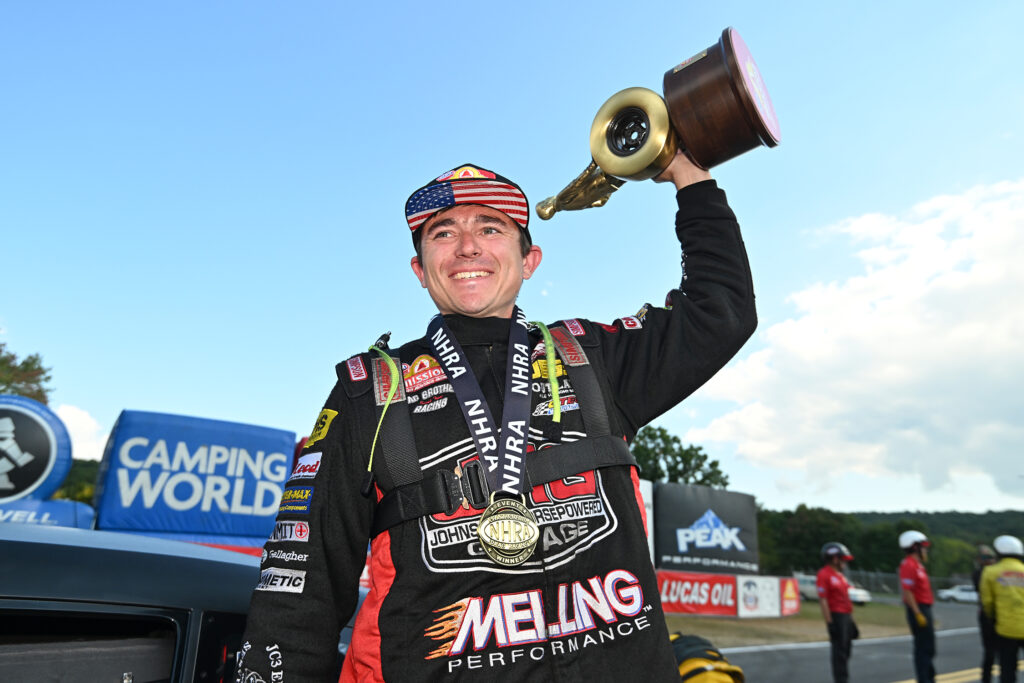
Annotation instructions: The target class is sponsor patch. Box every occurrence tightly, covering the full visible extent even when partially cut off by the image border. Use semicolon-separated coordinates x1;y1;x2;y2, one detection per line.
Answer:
278;486;314;514
619;315;642;330
436;166;496;182
269;520;310;543
404;354;447;393
532;396;580;417
373;356;407;406
563;319;586;337
290;452;322;481
424;569;648;664
264;548;309;563
256;567;306;593
413;396;448;414
635;304;650;322
549;327;589;367
346;356;368;381
305;409;338;448
531;358;566;380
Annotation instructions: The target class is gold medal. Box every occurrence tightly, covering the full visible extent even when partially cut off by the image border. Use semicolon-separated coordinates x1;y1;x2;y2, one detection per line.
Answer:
476;493;540;566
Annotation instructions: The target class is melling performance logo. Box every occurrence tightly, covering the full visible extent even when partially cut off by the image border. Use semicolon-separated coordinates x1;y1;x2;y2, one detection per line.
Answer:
424;569;655;674
419;447;618;575
0;396;72;504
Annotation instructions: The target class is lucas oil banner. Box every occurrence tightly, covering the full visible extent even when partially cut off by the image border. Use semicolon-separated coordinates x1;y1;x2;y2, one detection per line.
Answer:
94;410;295;543
653;483;759;574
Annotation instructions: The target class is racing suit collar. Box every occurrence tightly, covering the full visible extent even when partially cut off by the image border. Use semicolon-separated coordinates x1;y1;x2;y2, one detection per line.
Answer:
441;313;513;346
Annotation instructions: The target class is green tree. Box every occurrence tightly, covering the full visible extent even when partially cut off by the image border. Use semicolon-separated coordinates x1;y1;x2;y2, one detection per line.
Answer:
0;342;53;404
630;426;729;487
52;459;100;504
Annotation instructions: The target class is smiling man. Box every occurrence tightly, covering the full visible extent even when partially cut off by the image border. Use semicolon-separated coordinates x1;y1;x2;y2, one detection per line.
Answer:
238;156;757;681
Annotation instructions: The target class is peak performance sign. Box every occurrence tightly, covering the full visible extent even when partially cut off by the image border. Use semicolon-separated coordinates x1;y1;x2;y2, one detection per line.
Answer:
653;483;759;574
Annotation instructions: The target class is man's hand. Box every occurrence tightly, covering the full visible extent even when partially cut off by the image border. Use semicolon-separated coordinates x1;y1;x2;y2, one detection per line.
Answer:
654;149;712;190
915;612;928;628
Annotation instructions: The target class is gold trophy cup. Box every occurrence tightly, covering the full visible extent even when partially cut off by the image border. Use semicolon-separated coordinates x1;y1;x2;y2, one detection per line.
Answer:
537;28;780;220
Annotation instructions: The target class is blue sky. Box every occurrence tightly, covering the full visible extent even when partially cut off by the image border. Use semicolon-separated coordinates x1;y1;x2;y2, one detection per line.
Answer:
3;2;1023;513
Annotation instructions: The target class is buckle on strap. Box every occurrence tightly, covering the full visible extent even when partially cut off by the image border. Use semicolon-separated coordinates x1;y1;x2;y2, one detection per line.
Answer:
459;461;489;510
436;462;490;515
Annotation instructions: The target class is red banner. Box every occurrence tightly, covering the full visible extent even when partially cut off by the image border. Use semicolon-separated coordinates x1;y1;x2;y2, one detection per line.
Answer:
657;569;738;616
780;577;801;616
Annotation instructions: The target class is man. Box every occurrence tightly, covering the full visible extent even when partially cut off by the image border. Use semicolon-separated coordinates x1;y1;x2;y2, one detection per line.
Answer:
975;544;998;683
900;530;936;683
237;152;757;681
980;535;1024;683
817;541;856;683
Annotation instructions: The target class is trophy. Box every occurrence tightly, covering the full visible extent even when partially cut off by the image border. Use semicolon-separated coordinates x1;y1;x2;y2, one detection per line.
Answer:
536;28;780;220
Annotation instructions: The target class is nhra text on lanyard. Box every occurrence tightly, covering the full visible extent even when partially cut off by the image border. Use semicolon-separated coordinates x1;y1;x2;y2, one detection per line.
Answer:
427;307;532;495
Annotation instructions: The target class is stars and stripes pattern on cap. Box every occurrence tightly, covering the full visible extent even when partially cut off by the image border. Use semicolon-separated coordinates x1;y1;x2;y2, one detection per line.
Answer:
404;163;530;236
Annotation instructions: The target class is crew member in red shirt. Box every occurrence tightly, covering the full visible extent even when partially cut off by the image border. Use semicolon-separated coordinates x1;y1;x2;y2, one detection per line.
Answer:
899;530;936;682
817;541;857;683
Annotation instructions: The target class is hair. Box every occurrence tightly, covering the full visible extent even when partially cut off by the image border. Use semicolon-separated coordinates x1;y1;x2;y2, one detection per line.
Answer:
413;207;532;260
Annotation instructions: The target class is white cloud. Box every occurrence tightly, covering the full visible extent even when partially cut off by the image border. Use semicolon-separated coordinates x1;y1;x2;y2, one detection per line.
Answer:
687;179;1024;503
56;404;108;461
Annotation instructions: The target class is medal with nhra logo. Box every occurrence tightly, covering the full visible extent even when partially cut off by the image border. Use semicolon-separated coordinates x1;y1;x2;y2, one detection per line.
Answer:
477;492;539;566
428;308;537;566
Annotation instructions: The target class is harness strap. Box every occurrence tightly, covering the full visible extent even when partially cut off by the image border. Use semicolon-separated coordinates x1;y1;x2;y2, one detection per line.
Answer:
368;323;626;537
371;435;635;537
369;355;421;488
547;325;610;437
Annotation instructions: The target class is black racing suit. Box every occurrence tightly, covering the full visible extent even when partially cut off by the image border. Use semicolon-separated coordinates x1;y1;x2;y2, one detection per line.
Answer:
237;180;757;682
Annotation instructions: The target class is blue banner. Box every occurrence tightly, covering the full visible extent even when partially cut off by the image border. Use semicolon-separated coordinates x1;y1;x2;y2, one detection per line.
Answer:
0;498;94;528
94;410;295;541
0;394;73;503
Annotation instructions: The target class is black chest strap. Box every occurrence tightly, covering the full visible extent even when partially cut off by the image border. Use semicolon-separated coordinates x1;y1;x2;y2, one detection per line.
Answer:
368;325;634;537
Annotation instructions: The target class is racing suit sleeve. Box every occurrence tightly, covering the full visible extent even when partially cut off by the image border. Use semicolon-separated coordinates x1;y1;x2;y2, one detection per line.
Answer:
590;179;757;436
237;379;375;682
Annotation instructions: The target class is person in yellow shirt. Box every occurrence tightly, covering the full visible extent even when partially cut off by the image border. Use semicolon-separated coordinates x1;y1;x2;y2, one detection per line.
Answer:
980;535;1024;683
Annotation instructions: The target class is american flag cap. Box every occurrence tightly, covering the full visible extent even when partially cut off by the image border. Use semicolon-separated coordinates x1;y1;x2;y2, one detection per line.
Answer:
404;163;531;246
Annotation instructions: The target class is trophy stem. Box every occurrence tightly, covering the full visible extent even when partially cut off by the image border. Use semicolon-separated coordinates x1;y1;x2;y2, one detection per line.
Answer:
535;160;627;221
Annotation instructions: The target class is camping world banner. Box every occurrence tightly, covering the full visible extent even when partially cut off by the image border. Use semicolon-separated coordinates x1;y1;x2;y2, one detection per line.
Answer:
94;410;295;542
653;483;759;574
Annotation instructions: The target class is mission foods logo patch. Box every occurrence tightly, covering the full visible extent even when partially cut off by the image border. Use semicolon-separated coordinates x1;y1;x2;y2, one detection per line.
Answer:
278;486;314;514
404;354;447;393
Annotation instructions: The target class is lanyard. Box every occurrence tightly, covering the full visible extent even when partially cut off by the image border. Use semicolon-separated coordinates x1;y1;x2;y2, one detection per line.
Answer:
427;307;532;495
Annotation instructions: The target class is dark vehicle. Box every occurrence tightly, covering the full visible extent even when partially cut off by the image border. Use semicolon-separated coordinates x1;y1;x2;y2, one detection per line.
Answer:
0;523;259;682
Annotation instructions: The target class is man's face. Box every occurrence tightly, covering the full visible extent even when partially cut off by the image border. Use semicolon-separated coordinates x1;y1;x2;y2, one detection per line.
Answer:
410;205;542;318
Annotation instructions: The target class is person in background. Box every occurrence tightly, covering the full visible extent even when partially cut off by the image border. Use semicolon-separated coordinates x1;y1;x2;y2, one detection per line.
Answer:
817;541;857;683
975;544;998;683
900;530;936;683
981;535;1024;683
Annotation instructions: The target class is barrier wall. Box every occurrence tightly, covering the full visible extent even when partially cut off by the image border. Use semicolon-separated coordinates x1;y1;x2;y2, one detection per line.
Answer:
657;569;802;618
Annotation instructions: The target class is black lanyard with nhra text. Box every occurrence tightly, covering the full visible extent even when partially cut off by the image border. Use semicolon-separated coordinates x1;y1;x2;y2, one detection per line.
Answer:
427;307;540;566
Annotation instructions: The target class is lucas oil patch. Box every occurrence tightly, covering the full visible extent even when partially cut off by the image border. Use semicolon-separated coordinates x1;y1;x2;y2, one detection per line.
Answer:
305;409;338;448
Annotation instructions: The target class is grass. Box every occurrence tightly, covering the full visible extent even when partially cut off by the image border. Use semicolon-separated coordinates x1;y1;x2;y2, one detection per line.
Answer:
664;598;911;648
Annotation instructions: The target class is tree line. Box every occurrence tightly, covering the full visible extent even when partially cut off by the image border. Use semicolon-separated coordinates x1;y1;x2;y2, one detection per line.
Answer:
757;504;1024;578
